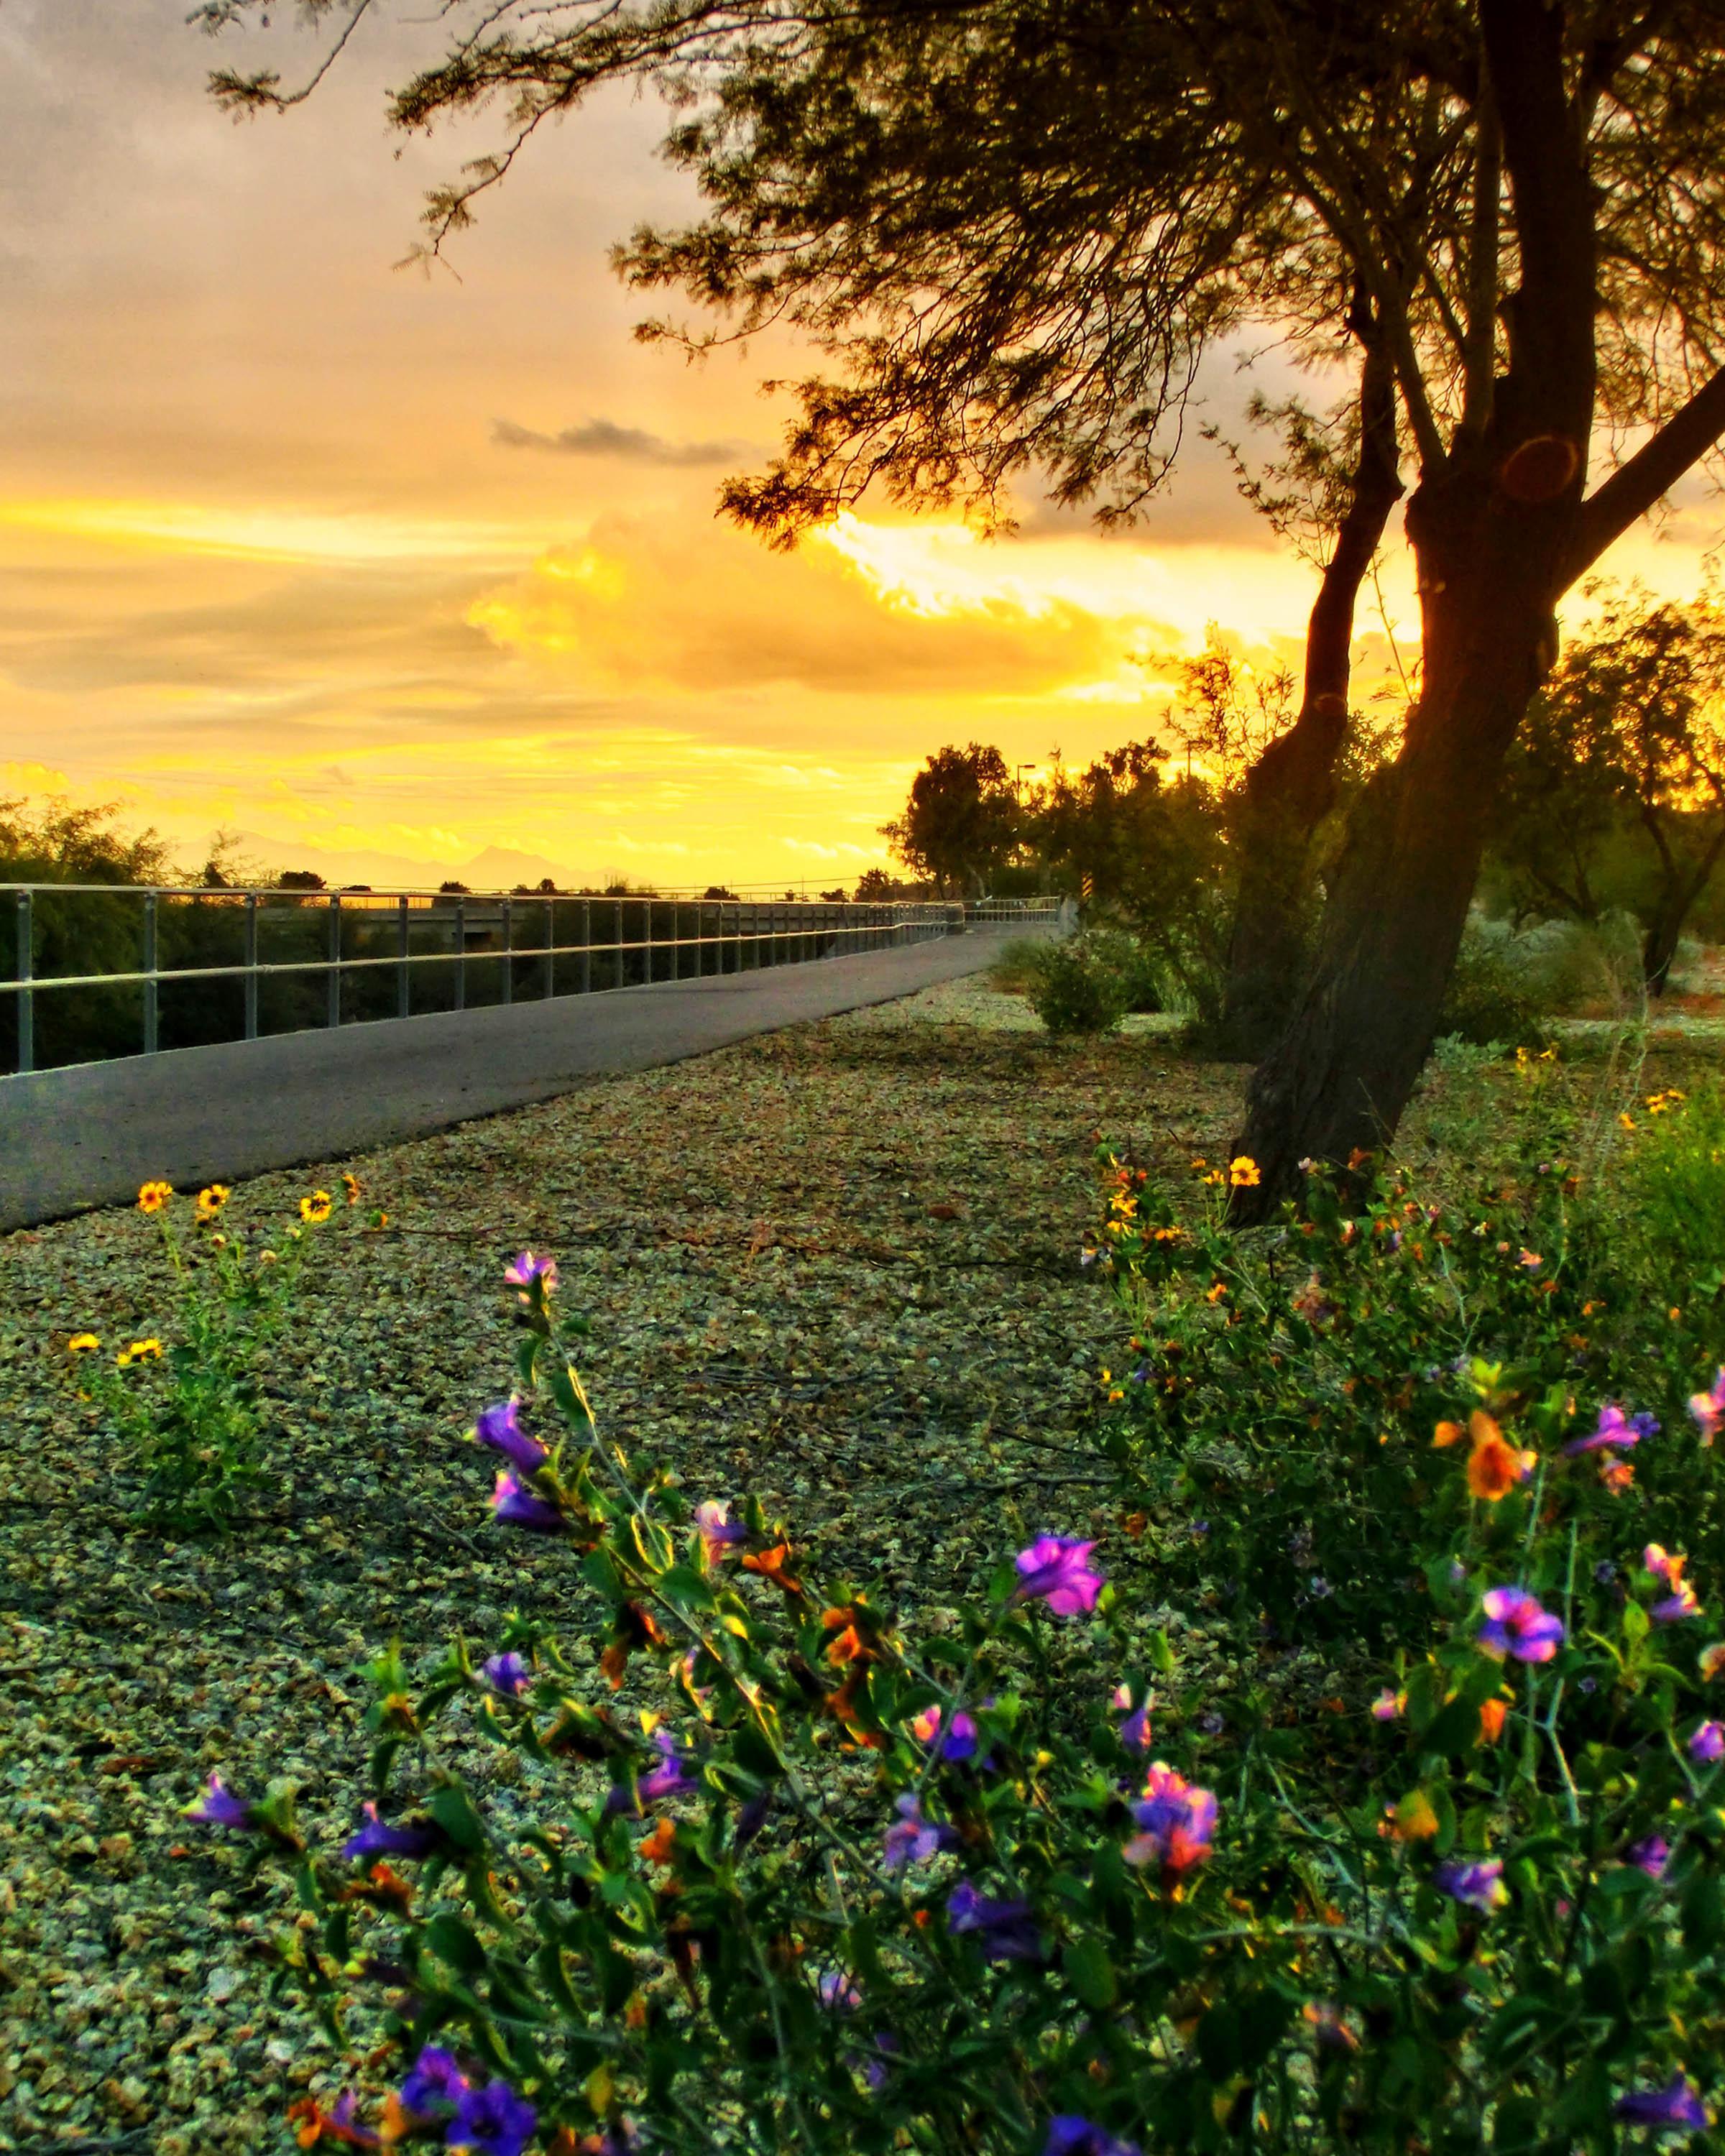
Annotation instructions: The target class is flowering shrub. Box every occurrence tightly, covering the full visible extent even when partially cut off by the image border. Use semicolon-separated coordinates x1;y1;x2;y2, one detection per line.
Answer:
65;1175;353;1529
199;1247;1725;2150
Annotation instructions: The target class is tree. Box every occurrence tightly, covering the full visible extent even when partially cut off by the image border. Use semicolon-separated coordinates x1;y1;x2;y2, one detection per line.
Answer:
1492;588;1725;992
882;743;1021;898
198;1;1725;1205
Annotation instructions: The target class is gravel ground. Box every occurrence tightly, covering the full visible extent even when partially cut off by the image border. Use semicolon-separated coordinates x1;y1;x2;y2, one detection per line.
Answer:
0;980;1244;2155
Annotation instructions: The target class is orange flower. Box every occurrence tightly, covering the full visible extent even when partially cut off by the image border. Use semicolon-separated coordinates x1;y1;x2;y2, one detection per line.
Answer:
1477;1698;1509;1745
742;1544;803;1595
1382;1789;1438;1842
638;1817;678;1868
1600;1458;1635;1496
137;1180;172;1213
1467;1418;1537;1502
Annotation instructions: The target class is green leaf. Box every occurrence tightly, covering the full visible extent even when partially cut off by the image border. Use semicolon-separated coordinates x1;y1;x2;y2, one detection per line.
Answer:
1683;1872;1725;1955
1062;1937;1118;2010
426;1913;488;1976
426;1785;486;1853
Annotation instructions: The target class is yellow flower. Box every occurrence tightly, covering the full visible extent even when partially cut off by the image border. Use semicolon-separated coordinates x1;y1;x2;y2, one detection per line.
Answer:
117;1337;162;1367
196;1184;230;1221
1202;1169;1225;1187
1205;1279;1228;1304
137;1181;172;1214
300;1190;333;1224
1618;1112;1636;1131
66;1333;100;1354
341;1173;362;1205
1228;1156;1261;1188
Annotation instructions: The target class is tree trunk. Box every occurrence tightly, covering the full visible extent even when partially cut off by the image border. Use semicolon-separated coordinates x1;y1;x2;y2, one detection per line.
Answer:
1230;479;1576;1217
1215;323;1403;1059
1642;905;1685;996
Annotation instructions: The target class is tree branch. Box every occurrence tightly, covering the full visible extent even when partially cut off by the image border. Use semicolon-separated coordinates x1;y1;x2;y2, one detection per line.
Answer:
1566;361;1725;582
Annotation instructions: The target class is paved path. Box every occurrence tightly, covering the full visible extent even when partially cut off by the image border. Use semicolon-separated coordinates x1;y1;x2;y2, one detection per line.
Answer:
0;932;1016;1230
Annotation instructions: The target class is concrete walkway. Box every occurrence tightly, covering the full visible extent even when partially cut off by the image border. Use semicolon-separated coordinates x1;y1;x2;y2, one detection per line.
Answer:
0;932;1016;1230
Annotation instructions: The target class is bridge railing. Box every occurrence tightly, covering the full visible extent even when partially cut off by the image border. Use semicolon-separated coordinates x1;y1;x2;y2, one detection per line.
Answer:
0;884;975;1077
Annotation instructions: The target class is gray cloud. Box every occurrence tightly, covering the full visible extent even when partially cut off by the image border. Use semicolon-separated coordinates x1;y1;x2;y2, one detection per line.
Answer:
491;416;753;466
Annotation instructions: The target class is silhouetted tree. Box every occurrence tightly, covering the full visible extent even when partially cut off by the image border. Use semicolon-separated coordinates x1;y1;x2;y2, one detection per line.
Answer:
197;1;1725;1202
883;743;1021;898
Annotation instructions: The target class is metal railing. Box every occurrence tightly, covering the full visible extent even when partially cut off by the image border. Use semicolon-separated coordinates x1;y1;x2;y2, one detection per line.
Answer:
1;883;1017;1077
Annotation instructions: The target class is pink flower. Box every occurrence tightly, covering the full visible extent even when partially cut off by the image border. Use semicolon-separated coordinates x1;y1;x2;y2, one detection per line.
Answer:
1013;1536;1104;1616
1370;1688;1403;1723
1123;1762;1216;1874
1689;1720;1725;1764
1690;1368;1725;1446
1478;1586;1564;1663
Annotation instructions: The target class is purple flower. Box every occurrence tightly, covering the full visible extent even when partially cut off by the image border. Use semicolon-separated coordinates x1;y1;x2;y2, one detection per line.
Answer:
1563;1403;1644;1456
503;1250;558;1295
1689;1720;1725;1764
1044;2120;1144;2156
1478;1586;1565;1663
397;2046;469;2118
1627;1835;1670;1879
911;1704;988;1764
605;1729;696;1815
474;1400;548;1475
448;2077;537;2156
735;1792;773;1850
1113;1687;1152;1754
1013;1535;1104;1616
694;1499;747;1554
341;1801;441;1863
817;1969;862;2012
324;2092;380;2147
489;1468;565;1534
482;1651;532;1697
1614;2078;1710;2132
1432;1858;1508;1914
1123;1763;1217;1874
946;1880;1043;1961
1632;1411;1662;1440
185;1772;254;1830
882;1792;952;1871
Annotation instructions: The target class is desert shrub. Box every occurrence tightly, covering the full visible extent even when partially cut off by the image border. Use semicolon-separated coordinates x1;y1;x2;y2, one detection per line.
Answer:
1026;934;1130;1036
985;935;1054;996
196;1244;1725;2153
1435;917;1558;1048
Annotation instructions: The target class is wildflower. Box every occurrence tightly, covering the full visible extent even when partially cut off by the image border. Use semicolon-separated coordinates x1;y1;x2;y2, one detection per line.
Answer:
196;1184;230;1221
116;1339;163;1367
1441;1411;1535;1500
397;2047;469;2120
341;1802;441;1863
1627;1835;1670;1879
1113;1685;1152;1753
1205;1278;1228;1302
1613;2079;1711;2132
1619;1111;1637;1130
1478;1586;1565;1663
1228;1155;1260;1188
448;2078;536;2156
1478;1697;1509;1744
1519;1249;1542;1269
1123;1762;1216;1874
341;1173;362;1205
1601;1459;1636;1495
605;1729;697;1816
883;1791;952;1870
911;1705;984;1763
489;1468;565;1534
694;1499;748;1555
1702;1642;1725;1681
185;1772;254;1831
945;1880;1043;1961
66;1333;100;1354
1432;1858;1508;1914
1646;1545;1703;1623
1690;1368;1725;1446
300;1190;333;1224
137;1181;172;1212
1044;2119;1144;2156
1302;2002;1358;2055
1013;1535;1104;1616
1370;1688;1403;1723
741;1543;802;1593
503;1250;558;1295
473;1400;548;1475
1563;1403;1644;1455
1690;1720;1725;1764
287;2091;380;2148
481;1651;532;1697
1291;1271;1335;1325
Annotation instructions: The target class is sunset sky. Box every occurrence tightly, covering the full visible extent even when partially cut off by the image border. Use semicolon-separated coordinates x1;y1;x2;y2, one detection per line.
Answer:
3;2;1720;891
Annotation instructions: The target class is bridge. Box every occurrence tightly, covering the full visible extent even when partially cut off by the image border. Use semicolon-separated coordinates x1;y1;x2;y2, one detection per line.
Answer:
0;884;1064;1229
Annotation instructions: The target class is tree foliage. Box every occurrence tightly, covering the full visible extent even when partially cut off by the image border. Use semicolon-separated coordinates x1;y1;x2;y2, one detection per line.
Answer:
881;742;1021;896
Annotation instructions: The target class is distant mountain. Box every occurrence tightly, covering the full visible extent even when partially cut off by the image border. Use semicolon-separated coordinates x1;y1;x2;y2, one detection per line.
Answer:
459;844;573;890
224;831;576;892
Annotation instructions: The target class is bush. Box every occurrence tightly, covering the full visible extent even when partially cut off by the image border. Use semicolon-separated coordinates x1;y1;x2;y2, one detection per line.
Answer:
1434;918;1556;1048
1026;934;1131;1036
194;1233;1725;2153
